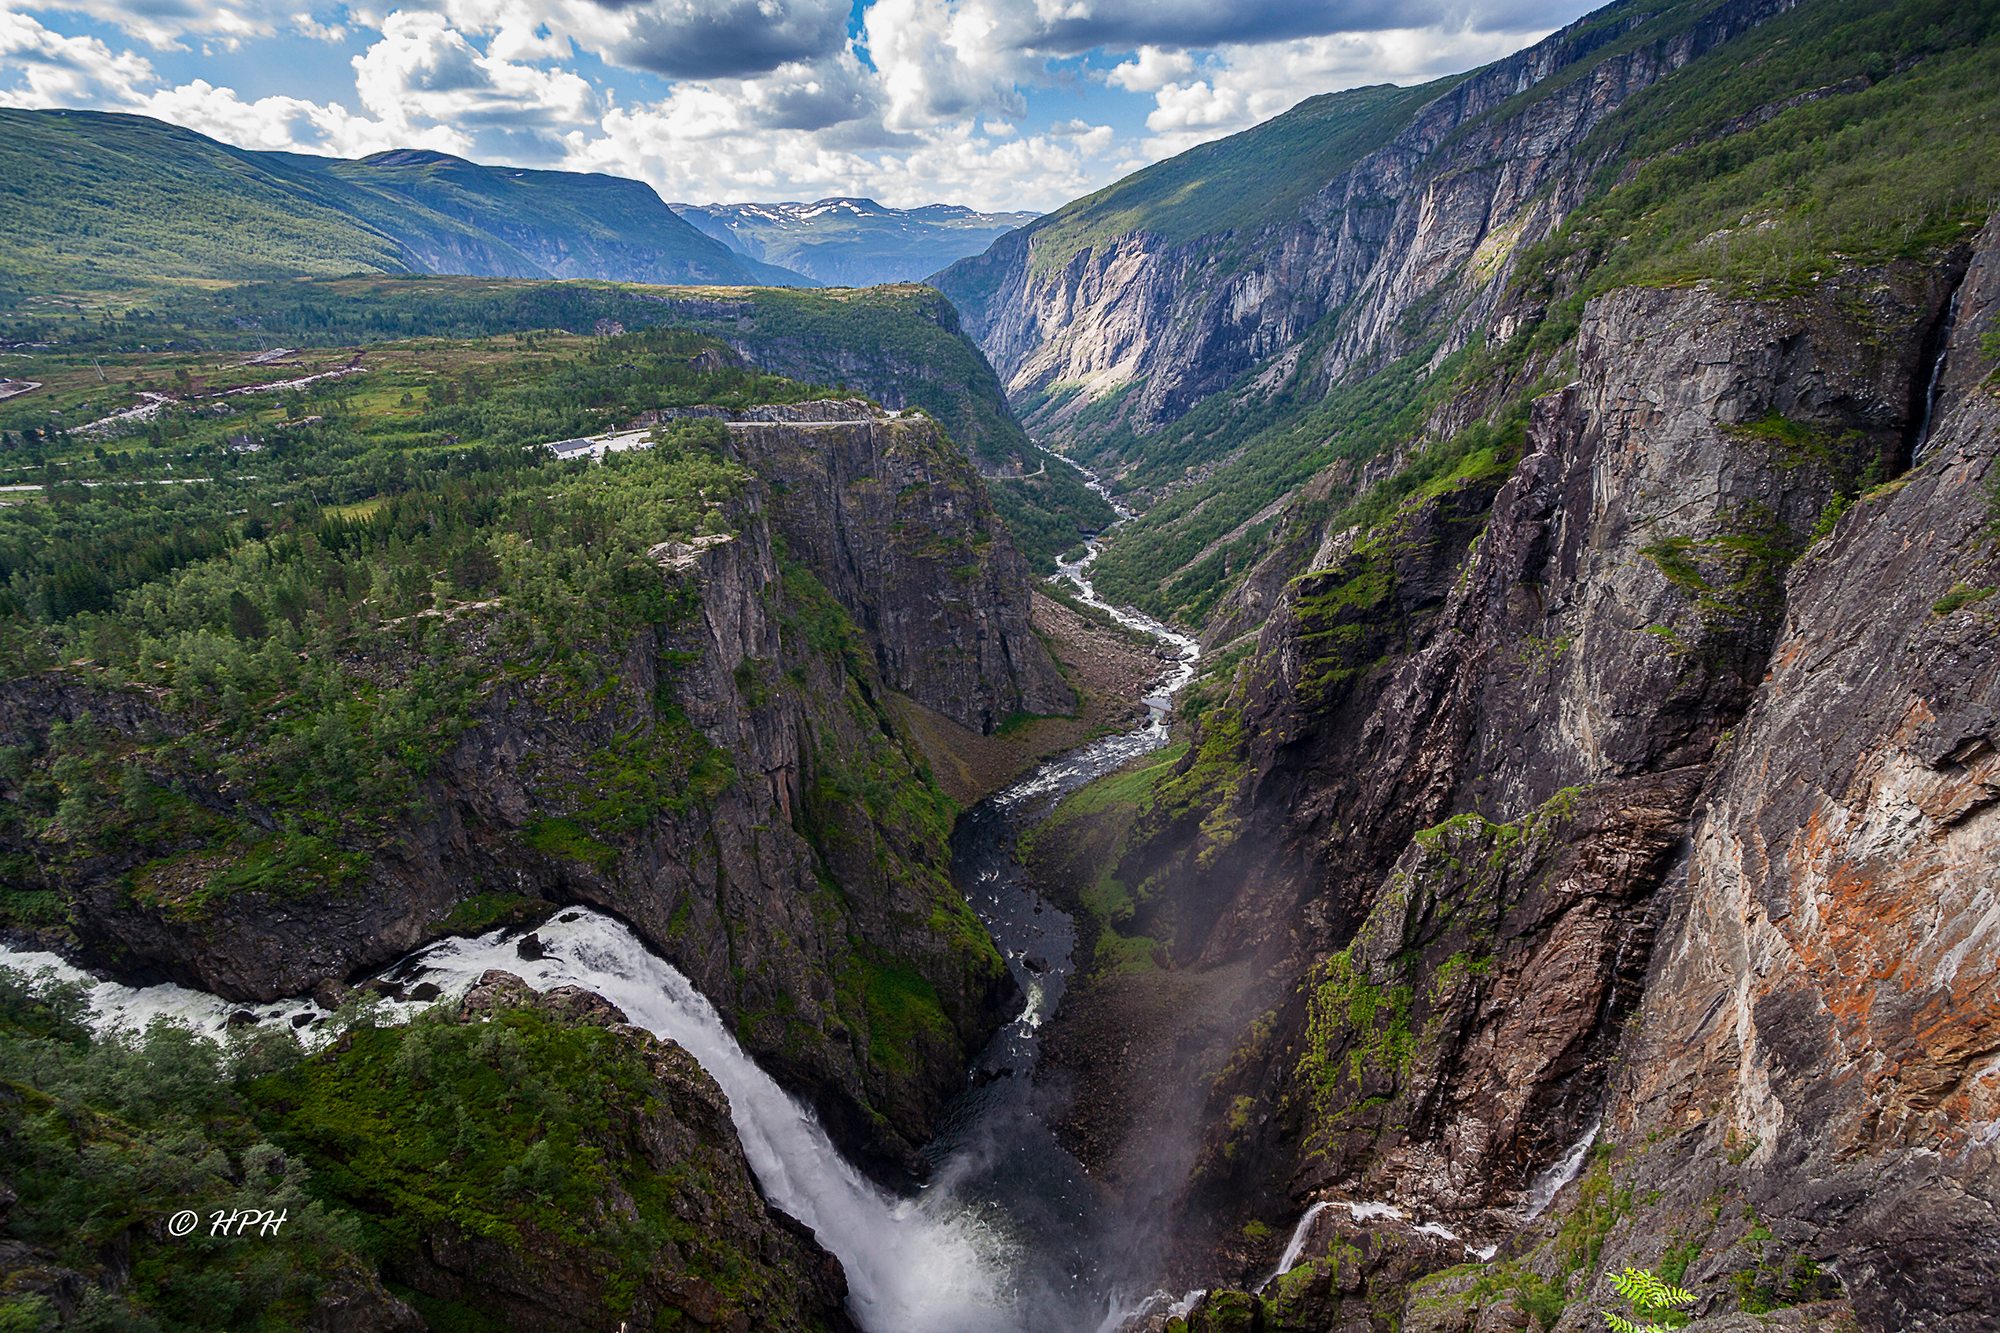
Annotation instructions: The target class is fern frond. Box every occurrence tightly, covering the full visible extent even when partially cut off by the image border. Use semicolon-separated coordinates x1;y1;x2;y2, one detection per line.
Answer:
1611;1266;1696;1314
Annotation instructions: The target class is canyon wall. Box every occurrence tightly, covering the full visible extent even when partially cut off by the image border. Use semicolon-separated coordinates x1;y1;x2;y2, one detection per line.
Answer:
1128;232;1995;1333
937;0;1800;448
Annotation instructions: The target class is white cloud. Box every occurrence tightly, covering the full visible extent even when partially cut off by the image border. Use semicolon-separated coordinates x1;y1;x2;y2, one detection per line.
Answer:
0;9;155;106
567;88;1113;213
1106;45;1195;94
11;0;276;50
1030;0;1585;52
353;0;849;79
350;10;599;148
1133;23;1553;158
293;12;351;43
135;77;469;157
1;1;1586;216
0;7;468;159
342;7;600;160
862;0;1038;130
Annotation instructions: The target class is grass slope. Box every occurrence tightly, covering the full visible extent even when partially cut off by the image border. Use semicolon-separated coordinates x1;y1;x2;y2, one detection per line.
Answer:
0;109;807;302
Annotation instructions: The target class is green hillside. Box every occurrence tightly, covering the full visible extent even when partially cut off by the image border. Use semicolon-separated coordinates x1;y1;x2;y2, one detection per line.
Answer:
0;110;409;290
303;150;808;287
0;109;807;302
1016;79;1457;277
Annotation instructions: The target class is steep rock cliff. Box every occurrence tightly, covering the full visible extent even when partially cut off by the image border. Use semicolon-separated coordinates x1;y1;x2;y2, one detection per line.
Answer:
716;400;1072;730
938;3;2000;1321
621;286;1116;567
1576;227;2000;1333
1075;233;1993;1330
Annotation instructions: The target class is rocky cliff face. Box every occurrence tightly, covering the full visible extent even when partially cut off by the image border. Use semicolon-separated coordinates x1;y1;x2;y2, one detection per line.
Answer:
1096;193;1996;1333
937;0;1799;447
1585;230;2000;1333
929;2;1998;1323
718;401;1072;731
0;405;1063;1178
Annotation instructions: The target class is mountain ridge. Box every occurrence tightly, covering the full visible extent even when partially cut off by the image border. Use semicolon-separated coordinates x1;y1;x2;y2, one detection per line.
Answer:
0;107;813;298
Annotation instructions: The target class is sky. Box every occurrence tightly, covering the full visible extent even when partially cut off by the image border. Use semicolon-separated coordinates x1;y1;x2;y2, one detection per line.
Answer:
0;1;1600;212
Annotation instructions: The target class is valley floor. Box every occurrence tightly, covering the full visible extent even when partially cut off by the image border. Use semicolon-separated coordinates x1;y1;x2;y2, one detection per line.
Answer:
893;590;1168;806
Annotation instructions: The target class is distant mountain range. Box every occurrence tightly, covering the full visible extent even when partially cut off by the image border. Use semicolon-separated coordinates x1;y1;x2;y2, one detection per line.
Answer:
0;108;810;298
671;198;1037;286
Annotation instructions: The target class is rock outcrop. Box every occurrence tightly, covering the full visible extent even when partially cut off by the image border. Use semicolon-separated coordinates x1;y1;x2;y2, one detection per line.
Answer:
1585;224;2000;1333
718;400;1072;730
387;971;856;1333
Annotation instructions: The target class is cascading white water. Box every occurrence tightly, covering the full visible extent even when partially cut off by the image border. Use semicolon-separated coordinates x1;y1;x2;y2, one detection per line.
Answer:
1090;1285;1207;1333
1048;453;1201;717
0;944;326;1042
1911;284;1964;462
1521;1118;1601;1220
1257;1201;1336;1290
1252;1197;1496;1294
376;913;1024;1331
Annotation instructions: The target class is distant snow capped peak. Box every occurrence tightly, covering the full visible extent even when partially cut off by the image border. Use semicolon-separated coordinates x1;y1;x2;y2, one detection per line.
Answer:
664;197;1041;286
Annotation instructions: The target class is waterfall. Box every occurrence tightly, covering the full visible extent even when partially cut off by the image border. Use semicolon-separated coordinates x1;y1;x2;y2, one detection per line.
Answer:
1092;1286;1207;1332
2;913;1022;1333
1256;1201;1336;1291
1254;1198;1496;1293
1521;1118;1601;1220
1911;284;1964;462
0;449;1209;1333
382;914;1023;1331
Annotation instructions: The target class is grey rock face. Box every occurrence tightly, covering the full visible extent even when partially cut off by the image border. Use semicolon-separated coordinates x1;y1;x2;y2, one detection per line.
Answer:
1598;226;2000;1332
719;400;1072;730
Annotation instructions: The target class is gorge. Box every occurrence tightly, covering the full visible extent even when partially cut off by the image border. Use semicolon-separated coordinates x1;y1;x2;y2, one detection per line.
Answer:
0;0;1996;1330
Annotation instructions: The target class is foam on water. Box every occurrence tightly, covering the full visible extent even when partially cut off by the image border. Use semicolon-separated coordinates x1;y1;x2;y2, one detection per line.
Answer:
0;945;327;1042
1522;1119;1601;1221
